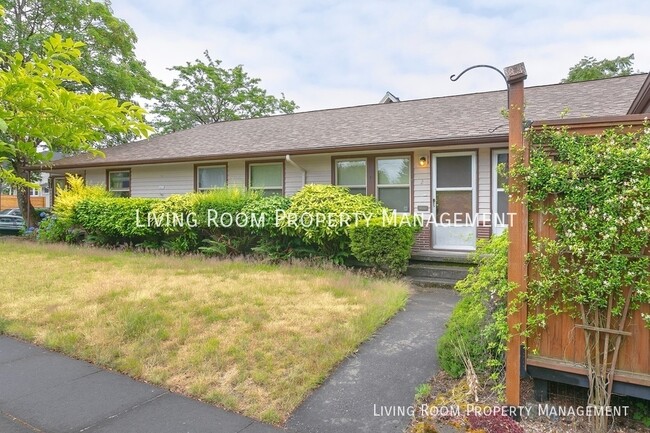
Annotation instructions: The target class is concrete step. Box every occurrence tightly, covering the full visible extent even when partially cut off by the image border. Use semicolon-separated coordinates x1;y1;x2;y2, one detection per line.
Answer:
406;263;469;280
407;277;460;290
410;251;473;264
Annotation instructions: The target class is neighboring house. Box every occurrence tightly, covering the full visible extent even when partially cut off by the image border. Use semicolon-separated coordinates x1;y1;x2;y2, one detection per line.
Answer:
0;180;49;211
44;74;650;252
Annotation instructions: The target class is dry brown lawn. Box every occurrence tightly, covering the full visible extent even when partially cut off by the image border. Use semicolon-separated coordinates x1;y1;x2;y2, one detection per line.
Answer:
0;238;408;424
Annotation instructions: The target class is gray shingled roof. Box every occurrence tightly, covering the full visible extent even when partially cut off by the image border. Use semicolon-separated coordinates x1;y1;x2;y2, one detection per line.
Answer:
51;74;648;169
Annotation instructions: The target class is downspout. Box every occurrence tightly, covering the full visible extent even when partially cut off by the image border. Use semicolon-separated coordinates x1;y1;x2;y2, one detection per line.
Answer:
285;154;307;187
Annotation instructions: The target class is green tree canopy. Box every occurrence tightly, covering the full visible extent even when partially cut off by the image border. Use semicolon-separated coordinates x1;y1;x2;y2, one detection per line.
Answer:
0;0;160;101
151;51;298;134
562;54;636;83
0;33;152;225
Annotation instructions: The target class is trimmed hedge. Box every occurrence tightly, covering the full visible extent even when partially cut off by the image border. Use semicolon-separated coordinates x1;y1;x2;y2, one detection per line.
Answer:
349;217;420;274
41;180;421;272
74;197;160;244
279;185;386;261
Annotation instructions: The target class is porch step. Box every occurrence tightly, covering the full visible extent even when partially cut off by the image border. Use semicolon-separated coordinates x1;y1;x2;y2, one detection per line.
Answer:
406;253;474;289
407;276;460;290
406;263;469;281
410;251;473;264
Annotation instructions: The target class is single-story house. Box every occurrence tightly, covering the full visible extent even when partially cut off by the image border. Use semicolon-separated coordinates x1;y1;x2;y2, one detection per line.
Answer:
45;73;650;252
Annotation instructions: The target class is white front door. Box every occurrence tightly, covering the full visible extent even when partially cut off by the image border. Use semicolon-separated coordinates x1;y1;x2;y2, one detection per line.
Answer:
431;152;477;250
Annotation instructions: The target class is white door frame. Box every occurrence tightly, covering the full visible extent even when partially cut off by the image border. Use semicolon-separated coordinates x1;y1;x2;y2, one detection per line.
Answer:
431;151;477;250
492;149;509;236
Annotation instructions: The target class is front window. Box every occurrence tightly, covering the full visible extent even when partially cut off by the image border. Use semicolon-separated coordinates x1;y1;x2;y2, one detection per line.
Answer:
197;165;227;192
108;170;130;197
335;159;367;195
249;163;283;196
376;156;411;212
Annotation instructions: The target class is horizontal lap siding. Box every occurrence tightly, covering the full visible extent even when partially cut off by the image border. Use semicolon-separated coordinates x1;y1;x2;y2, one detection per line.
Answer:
413;150;430;213
477;147;491;216
285;155;331;196
228;160;245;188
131;164;194;198
477;148;492;239
84;168;105;186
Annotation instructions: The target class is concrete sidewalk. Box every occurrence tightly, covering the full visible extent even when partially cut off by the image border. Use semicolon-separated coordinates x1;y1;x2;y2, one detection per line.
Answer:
286;289;458;433
0;336;284;433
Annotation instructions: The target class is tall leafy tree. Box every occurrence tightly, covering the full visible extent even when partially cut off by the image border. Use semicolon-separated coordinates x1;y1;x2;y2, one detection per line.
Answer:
562;54;636;83
151;51;298;134
0;33;152;226
0;0;160;102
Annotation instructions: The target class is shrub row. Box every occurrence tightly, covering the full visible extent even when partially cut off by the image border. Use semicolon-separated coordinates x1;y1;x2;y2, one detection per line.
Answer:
38;177;420;274
436;232;513;396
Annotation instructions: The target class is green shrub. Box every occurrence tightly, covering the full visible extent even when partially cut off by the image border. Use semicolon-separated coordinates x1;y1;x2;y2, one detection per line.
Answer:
37;215;73;243
279;185;385;261
240;195;314;259
437;295;486;378
37;174;110;243
349;217;420;274
240;195;291;235
191;188;259;229
437;232;513;387
74;197;161;244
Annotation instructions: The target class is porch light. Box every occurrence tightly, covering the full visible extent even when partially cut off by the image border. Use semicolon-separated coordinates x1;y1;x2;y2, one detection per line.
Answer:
418;156;428;167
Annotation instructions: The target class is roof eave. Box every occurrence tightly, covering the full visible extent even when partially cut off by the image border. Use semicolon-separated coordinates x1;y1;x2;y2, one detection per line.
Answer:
628;74;650;114
40;134;508;171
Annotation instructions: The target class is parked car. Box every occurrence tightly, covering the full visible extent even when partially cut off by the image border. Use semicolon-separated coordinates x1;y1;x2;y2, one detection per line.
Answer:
0;208;21;216
0;215;25;234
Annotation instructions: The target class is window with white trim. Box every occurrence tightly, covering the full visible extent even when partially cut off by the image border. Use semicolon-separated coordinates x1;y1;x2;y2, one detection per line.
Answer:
108;170;130;197
334;159;367;195
249;163;283;196
197;165;227;192
376;156;411;212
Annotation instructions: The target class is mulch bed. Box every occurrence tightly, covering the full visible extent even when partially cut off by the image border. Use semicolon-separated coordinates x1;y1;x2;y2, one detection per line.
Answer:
408;371;649;433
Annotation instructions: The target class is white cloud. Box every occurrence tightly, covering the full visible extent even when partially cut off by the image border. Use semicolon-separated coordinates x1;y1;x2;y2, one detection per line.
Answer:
109;0;650;111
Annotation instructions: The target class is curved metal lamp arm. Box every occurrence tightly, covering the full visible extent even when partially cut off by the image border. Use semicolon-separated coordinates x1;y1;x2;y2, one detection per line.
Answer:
488;124;506;134
449;64;508;86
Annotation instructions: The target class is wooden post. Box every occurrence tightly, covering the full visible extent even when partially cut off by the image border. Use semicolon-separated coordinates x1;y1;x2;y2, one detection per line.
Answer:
504;63;528;408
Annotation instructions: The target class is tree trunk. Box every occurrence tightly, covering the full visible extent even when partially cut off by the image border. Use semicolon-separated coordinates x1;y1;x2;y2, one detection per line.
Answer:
16;184;38;228
12;161;39;228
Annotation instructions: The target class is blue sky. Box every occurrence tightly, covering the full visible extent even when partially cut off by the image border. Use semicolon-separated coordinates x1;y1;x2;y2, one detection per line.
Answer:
110;0;650;111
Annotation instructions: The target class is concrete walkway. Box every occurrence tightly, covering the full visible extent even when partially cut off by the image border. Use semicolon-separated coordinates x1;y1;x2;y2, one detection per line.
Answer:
0;336;283;433
286;289;459;433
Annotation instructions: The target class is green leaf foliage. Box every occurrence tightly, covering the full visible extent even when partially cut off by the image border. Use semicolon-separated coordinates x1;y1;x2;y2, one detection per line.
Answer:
562;54;636;83
45;184;416;270
349;217;420;274
0;0;161;101
437;233;514;392
511;125;650;332
74;197;161;244
0;33;152;224
150;51;298;134
37;174;111;243
279;185;386;262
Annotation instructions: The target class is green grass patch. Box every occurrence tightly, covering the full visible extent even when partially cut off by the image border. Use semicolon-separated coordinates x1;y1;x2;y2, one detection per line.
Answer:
0;239;408;424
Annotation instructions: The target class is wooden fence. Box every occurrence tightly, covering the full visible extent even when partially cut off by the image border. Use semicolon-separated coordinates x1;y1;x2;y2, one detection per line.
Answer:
0;195;45;210
506;114;650;403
